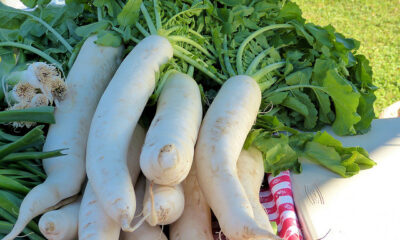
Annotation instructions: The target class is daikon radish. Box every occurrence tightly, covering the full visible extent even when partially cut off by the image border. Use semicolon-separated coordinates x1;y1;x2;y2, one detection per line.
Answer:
142;180;184;227
80;125;145;240
3;35;123;240
170;164;213;240
120;175;167;240
86;35;173;231
79;184;120;240
195;75;279;240
38;198;81;240
237;147;276;236
140;72;202;186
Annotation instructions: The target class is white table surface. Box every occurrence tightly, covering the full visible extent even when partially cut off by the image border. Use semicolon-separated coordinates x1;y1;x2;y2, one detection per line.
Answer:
291;118;400;240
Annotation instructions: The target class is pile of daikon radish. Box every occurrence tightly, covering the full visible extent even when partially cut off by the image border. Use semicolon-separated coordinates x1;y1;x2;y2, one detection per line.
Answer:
1;0;378;239
2;29;280;240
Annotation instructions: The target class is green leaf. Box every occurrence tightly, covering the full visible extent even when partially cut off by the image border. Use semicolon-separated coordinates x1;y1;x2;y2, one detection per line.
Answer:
75;21;110;38
312;131;342;148
279;1;303;22
355;91;376;134
0;175;30;194
253;133;301;175
93;0;122;17
0;207;42;238
282;96;308;117
0;106;55;124
312;88;333;124
288;132;314;152
94;30;122;47
243;129;262;150
117;0;142;27
285;68;312;85
313;60;361;135
335;33;359;51
305;23;333;48
0;126;44;160
0;149;65;163
292;90;318;129
300;131;376;177
0;190;21;217
265;92;288;105
303;141;349;177
0;4;27;29
255;115;299;134
322;70;361;135
353;55;374;88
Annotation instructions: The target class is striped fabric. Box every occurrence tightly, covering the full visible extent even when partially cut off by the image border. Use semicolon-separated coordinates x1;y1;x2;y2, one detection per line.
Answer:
266;171;303;240
213;171;303;240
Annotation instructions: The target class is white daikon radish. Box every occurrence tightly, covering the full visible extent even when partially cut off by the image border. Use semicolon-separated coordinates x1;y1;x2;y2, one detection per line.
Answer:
120;175;167;240
142;180;184;227
140;72;202;186
237;147;276;236
86;35;173;231
38;198;81;240
170;164;213;240
195;75;279;240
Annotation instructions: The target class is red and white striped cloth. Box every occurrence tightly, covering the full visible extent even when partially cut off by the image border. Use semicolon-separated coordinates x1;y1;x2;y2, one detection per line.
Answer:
264;171;303;240
213;170;303;240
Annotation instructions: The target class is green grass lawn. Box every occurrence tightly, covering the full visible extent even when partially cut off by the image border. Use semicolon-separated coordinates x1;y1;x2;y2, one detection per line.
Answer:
293;0;400;115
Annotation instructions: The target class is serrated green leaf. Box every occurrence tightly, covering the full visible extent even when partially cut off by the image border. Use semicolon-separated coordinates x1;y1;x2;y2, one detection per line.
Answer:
279;1;303;22
282;96;309;117
312;88;333;124
117;0;142;27
305;23;333;48
355;91;376;134
292;90;318;129
323;70;361;135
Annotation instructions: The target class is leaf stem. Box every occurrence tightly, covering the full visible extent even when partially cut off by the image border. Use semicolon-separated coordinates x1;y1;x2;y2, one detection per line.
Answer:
236;24;293;74
266;84;328;97
97;7;103;21
169;35;214;59
0;150;65;163
153;0;162;30
140;3;157;35
187;65;194;77
252;61;286;82
173;47;223;85
0;42;62;70
223;35;236;77
246;47;273;75
135;22;150;37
